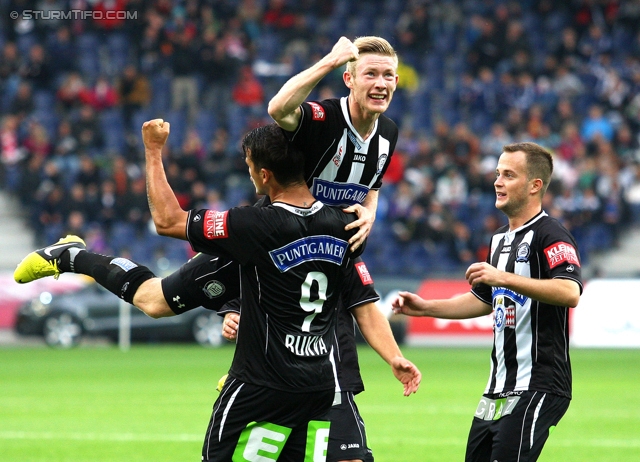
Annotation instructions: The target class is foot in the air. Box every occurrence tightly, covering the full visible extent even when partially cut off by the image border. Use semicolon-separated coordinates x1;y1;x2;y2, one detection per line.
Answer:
14;235;86;284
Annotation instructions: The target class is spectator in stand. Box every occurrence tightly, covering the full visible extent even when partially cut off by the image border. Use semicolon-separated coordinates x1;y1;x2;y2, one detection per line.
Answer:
46;26;76;79
0;42;22;103
198;30;239;127
8;81;35;122
80;76;119;112
117;65;151;135
169;24;200;123
395;2;431;69
22;120;52;160
581;104;614;142
120;176;151;235
72;105;104;153
20;44;53;92
1;115;25;192
467;18;503;76
56;72;89;111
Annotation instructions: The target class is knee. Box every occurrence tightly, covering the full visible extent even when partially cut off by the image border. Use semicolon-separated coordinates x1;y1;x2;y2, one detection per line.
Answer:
132;279;174;318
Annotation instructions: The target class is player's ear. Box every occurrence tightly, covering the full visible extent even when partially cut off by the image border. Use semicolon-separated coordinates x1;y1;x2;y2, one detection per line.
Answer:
343;70;354;89
260;168;271;185
530;178;543;195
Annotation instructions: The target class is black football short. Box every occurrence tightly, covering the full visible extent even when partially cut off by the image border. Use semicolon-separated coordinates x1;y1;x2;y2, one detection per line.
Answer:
327;391;374;462
202;376;334;462
161;253;240;314
466;391;570;462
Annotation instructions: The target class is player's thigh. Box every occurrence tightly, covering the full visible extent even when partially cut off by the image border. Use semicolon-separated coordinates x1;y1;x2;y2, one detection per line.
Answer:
203;378;333;462
326;392;373;462
491;392;570;462
465;417;494;462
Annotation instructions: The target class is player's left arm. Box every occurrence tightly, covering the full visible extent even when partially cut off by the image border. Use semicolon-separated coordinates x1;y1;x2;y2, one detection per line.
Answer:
351;301;421;396
343;189;378;252
465;262;581;307
142;119;188;240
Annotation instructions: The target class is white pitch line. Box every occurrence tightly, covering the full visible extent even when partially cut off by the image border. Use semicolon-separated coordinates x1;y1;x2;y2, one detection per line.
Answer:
1;431;639;449
0;431;201;442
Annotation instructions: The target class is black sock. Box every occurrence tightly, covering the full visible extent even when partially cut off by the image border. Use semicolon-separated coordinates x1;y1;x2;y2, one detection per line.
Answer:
70;252;156;304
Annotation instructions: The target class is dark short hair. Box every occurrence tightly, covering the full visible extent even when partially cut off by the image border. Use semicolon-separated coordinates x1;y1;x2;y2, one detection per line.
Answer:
242;124;305;187
503;142;553;194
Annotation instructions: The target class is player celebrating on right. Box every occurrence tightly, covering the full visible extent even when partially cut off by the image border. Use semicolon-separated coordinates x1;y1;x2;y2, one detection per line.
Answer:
393;142;583;462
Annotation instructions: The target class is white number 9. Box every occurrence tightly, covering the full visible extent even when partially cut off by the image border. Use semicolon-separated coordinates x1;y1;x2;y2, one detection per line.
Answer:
299;272;328;332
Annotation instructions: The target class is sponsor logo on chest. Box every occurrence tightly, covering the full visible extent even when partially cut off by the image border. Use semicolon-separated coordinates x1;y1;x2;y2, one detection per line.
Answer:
312;178;369;207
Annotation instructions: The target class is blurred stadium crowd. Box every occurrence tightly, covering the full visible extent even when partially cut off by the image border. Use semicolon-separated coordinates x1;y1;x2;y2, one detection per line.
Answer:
2;0;640;277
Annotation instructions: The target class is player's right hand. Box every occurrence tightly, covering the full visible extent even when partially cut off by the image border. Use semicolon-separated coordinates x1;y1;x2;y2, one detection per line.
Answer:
141;118;170;151
329;36;359;68
222;312;240;342
392;291;426;317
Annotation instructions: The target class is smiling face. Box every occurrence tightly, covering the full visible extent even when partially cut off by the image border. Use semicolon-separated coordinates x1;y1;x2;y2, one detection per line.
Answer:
494;150;537;218
344;53;398;116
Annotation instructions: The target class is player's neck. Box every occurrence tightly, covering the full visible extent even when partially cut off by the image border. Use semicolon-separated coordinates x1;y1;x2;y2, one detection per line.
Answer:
348;96;379;140
269;184;315;208
507;204;543;231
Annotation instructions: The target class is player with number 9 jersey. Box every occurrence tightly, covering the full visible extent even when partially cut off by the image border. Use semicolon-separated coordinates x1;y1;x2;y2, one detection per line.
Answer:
186;202;363;391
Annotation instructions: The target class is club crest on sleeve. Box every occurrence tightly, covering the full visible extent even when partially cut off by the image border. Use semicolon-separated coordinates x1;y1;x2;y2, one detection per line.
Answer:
376;154;388;174
309;101;325;121
204;210;228;239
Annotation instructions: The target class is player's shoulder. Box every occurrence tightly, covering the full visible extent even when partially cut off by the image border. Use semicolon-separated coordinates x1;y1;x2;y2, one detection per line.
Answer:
378;113;399;131
534;213;573;237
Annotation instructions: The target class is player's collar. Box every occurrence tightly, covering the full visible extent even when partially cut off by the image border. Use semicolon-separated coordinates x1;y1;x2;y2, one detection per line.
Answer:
272;200;324;216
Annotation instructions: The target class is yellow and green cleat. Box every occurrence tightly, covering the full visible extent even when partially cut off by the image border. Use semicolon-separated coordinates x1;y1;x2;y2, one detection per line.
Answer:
14;235;86;284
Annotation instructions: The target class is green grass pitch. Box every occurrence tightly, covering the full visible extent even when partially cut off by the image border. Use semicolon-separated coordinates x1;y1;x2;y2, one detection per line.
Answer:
1;345;638;461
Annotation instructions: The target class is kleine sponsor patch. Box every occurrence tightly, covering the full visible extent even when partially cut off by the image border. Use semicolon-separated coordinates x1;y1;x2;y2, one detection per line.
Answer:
309;101;325;121
355;261;373;285
204;210;228;239
544;241;580;269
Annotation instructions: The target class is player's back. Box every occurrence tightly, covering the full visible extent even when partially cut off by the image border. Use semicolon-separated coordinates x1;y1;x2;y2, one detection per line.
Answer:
186;200;362;392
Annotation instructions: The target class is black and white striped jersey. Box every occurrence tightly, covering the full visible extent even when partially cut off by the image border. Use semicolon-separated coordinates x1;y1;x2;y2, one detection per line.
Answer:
286;97;398;207
471;211;583;399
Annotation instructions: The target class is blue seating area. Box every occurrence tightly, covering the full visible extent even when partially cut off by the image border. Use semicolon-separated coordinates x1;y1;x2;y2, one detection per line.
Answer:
2;1;640;277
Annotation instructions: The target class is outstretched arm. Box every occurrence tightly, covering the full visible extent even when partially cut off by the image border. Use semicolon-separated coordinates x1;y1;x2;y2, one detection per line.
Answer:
267;37;359;131
142;119;188;240
392;291;492;319
351;302;421;396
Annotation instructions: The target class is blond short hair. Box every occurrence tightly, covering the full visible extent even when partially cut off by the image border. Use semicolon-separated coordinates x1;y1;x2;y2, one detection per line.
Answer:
346;36;398;75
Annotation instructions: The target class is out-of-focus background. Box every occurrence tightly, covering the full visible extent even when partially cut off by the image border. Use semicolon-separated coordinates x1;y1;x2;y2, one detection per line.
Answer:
1;0;639;345
0;1;639;460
